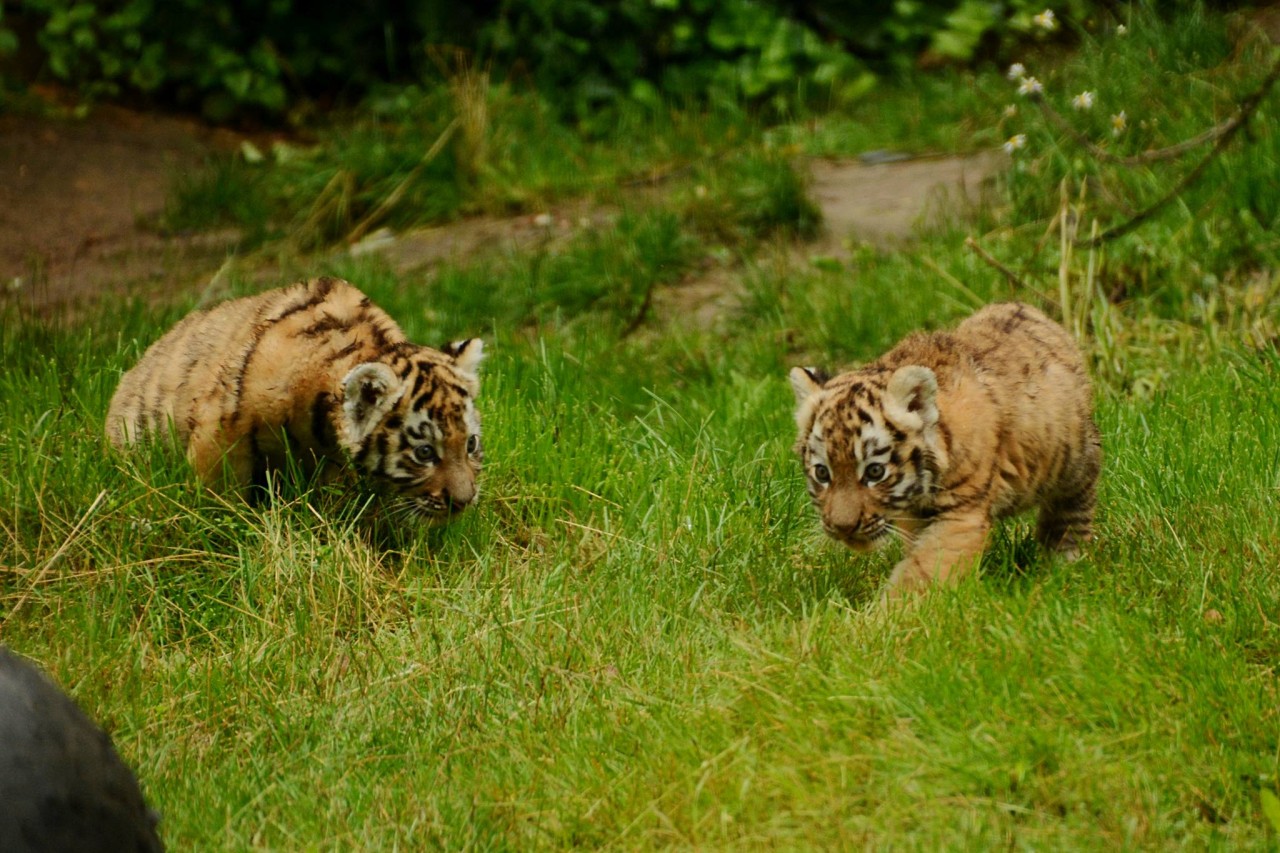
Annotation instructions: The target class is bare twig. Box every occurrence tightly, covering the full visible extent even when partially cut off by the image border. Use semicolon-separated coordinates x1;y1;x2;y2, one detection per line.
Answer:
1058;179;1077;331
964;236;1027;291
345;118;459;245
620;279;658;338
1073;51;1280;247
1080;218;1101;342
919;255;985;310
2;490;108;629
1037;99;1229;166
1034;50;1280;167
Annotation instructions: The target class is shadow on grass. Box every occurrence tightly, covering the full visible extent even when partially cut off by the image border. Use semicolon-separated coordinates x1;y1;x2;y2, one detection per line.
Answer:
980;524;1056;593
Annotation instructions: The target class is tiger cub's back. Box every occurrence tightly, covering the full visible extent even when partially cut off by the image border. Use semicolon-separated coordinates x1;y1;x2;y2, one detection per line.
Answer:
105;278;487;523
941;301;1099;517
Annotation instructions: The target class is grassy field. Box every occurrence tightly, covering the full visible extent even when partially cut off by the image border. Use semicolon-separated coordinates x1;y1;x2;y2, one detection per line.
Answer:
4;6;1280;849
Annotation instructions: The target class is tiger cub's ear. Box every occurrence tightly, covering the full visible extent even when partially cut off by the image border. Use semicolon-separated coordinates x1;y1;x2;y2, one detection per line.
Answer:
442;338;484;394
789;366;825;406
341;362;406;443
885;365;939;430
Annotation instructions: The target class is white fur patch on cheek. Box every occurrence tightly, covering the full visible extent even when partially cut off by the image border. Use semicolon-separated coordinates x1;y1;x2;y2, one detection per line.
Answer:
890;474;916;500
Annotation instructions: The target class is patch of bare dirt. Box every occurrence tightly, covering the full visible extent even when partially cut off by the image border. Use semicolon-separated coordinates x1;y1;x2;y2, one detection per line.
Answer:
647;152;1003;332
0;103;255;311
352;202;618;272
809;151;1002;252
0;103;1002;325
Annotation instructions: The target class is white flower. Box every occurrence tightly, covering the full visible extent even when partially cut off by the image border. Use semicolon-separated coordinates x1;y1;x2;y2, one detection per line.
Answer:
1071;91;1095;111
1033;9;1058;31
1111;110;1127;136
1116;24;1128;36
533;212;553;228
239;140;265;164
1007;62;1027;81
1003;104;1018;118
1003;134;1028;154
1017;76;1044;97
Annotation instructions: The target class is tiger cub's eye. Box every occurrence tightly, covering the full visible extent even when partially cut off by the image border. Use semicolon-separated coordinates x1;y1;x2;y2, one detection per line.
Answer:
863;462;887;483
414;444;439;464
812;463;831;485
466;435;479;455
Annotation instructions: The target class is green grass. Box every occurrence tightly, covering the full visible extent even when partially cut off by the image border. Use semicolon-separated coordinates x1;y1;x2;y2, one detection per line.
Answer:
5;4;1280;848
5;237;1280;848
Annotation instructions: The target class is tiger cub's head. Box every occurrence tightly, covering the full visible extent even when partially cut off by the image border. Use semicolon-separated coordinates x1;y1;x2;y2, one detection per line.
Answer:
789;364;947;550
339;339;485;523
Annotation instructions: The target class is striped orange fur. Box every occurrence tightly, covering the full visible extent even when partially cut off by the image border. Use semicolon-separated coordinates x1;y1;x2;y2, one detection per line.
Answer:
106;277;485;522
790;302;1102;599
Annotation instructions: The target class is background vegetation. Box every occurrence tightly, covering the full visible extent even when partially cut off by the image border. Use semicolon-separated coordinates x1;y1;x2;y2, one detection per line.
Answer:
0;0;1156;121
3;1;1280;848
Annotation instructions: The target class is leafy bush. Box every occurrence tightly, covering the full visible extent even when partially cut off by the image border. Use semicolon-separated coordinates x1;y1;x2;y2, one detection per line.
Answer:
6;0;1154;122
20;0;1244;122
795;0;1091;67
998;2;1280;299
13;0;477;120
481;0;874;123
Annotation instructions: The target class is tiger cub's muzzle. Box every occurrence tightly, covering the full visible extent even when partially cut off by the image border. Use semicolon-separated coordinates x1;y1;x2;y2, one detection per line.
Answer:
409;469;477;521
821;503;889;551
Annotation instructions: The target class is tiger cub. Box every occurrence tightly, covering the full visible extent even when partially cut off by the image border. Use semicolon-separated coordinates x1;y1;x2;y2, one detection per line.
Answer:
106;277;485;522
790;302;1101;599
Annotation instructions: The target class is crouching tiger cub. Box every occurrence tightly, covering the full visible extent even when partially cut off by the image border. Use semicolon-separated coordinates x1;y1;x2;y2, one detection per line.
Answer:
790;302;1101;599
106;277;485;522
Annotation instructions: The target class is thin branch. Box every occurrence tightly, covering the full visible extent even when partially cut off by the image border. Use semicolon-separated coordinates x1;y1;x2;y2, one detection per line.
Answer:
620;279;658;338
2;490;108;629
1034;50;1280;167
1080;50;1280;248
346;118;459;245
1037;98;1229;166
964;236;1027;291
1058;178;1076;332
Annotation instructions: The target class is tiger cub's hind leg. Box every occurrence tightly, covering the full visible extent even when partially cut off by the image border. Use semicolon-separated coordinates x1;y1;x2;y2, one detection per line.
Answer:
187;424;257;497
1035;431;1102;561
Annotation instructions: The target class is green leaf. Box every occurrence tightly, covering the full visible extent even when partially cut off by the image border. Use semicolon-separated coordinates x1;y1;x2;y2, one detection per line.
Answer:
629;79;661;109
835;70;877;105
1261;788;1280;834
49;52;69;79
223;67;253;99
67;3;97;25
706;18;741;52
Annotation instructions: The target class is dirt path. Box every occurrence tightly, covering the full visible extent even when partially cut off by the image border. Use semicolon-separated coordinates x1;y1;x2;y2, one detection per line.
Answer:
0;105;1000;317
0;105;255;310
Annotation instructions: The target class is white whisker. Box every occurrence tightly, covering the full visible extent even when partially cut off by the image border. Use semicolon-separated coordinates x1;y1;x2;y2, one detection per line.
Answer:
884;521;917;546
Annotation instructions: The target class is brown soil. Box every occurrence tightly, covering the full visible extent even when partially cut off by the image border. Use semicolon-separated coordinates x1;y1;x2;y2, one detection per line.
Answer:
0;103;1000;320
0;104;257;311
809;152;1001;251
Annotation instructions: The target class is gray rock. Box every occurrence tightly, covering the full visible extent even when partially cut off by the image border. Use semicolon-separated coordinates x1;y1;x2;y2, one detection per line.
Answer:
0;647;163;852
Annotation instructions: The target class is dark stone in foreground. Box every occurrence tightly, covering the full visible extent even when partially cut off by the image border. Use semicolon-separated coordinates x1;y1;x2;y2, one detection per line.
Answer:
0;647;163;852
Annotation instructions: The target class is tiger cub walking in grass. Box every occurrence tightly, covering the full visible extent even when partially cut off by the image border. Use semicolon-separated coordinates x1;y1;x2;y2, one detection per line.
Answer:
790;302;1101;599
107;277;485;523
